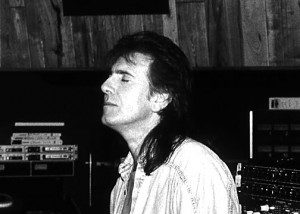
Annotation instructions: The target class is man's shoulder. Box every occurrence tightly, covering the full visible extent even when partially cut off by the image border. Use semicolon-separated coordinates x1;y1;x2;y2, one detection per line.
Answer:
171;138;218;160
166;138;234;183
168;138;226;170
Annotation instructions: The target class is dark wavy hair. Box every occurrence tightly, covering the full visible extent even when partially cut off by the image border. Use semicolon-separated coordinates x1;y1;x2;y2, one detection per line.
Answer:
106;31;193;175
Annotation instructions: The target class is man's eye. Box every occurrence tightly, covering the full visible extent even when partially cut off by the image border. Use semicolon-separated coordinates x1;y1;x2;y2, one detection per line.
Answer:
121;78;129;82
121;74;130;82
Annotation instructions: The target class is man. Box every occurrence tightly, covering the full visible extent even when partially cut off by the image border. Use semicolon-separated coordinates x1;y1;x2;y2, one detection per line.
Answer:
101;31;240;214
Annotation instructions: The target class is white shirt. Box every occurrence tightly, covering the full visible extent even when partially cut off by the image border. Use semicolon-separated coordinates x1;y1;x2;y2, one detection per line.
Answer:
110;138;241;214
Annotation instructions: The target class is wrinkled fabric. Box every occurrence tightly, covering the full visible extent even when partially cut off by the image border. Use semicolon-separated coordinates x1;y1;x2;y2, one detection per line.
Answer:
110;138;241;214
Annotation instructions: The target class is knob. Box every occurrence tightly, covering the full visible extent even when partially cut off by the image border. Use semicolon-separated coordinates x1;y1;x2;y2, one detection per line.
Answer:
260;205;269;212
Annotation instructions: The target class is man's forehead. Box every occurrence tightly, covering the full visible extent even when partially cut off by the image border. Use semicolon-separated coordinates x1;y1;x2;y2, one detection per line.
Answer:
112;53;153;73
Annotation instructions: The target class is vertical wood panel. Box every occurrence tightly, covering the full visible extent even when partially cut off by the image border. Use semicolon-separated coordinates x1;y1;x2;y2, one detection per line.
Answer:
206;0;219;66
91;16;124;68
265;0;284;65
53;0;76;67
128;15;144;33
222;0;243;66
12;8;30;66
26;0;59;68
282;0;300;65
127;14;164;34
61;15;76;67
177;0;204;2
72;16;97;68
9;0;25;7
92;17;109;68
93;14;164;67
142;15;164;33
25;0;45;68
1;0;31;68
240;0;269;66
85;17;97;67
1;0;300;68
0;2;2;67
266;0;300;65
206;0;243;66
104;15;129;51
177;1;209;67
163;0;179;44
71;17;92;68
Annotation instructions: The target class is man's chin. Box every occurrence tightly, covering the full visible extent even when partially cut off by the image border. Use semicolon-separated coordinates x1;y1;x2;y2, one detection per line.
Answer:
101;116;117;128
101;116;111;126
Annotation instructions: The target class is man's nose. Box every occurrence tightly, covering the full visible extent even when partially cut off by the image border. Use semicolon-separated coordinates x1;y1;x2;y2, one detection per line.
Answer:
101;77;114;94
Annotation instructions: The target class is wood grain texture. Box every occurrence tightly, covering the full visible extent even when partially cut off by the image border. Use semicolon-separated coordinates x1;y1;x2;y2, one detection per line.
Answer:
1;0;30;68
93;15;129;67
127;15;144;33
141;15;164;33
163;0;179;44
9;0;25;7
206;0;218;66
240;0;269;66
54;0;76;67
177;1;209;67
0;1;2;67
71;17;93;68
265;0;300;65
91;14;164;67
222;0;243;66
26;0;60;68
91;16;110;68
282;0;300;65
177;0;205;2
1;0;300;68
26;0;63;68
265;0;284;65
25;0;46;67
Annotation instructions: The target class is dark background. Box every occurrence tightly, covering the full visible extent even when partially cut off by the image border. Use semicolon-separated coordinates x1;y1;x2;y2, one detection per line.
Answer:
62;0;170;15
0;67;300;213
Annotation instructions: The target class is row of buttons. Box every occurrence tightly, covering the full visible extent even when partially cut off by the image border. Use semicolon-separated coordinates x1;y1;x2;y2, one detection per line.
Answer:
241;181;300;201
241;166;300;185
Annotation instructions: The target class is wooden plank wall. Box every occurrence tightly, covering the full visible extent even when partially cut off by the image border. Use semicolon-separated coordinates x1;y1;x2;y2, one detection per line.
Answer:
0;0;300;69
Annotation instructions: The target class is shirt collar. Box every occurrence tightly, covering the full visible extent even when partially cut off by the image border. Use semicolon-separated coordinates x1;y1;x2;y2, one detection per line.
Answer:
118;152;145;180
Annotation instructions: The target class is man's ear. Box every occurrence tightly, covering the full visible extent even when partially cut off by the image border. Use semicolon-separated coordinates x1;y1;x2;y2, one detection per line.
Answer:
150;92;171;113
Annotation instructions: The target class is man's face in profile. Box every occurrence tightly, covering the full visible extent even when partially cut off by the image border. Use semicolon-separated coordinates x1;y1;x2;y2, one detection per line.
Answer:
101;53;156;131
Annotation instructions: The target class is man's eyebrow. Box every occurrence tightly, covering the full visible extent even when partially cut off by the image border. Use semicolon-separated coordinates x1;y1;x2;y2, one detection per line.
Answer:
113;69;135;77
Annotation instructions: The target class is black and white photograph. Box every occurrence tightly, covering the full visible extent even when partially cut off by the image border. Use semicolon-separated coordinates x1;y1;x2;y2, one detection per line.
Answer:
0;0;300;213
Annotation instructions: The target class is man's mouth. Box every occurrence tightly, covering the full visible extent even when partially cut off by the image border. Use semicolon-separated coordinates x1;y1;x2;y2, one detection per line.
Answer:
103;95;117;106
104;101;117;106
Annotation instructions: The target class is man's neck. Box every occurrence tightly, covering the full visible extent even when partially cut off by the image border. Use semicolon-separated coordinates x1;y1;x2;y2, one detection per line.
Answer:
119;117;160;162
123;127;150;162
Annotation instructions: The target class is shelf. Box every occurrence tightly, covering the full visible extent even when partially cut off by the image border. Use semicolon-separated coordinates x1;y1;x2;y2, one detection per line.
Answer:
0;161;74;177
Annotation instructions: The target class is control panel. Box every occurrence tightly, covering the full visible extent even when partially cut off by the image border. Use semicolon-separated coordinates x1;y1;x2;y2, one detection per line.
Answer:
236;162;300;214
